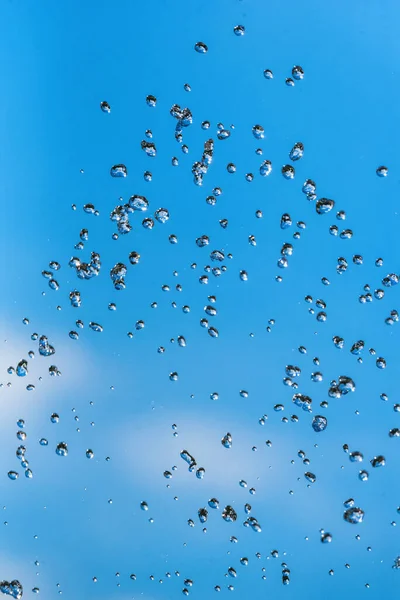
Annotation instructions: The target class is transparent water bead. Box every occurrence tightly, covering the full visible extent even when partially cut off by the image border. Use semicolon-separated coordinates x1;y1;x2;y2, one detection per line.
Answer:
194;41;208;54
110;164;127;178
292;65;304;80
233;25;245;36
289;142;304;161
56;442;68;457
100;101;110;113
344;507;365;524
376;166;388;177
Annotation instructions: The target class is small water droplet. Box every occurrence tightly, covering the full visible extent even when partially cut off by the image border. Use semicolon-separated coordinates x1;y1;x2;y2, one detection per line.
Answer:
194;41;208;54
233;24;245;36
100;101;111;113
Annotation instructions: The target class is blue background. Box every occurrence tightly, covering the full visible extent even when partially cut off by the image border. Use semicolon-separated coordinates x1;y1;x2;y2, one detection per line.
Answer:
1;0;400;598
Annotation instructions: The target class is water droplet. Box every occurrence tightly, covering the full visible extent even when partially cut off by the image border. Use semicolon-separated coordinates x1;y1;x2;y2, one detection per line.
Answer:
393;557;400;570
233;24;245;36
154;208;169;223
16;359;28;377
217;129;230;141
222;505;237;522
292;65;304;80
321;531;332;543
252;124;265;140
110;164;127;178
350;451;363;463
38;335;55;357
196;467;205;479
316;198;335;214
141;140;157;157
194;41;208;54
376;357;386;369
282;165;295;179
198;508;208;523
312;415;327;432
376;166;388;177
177;336;186;348
208;326;219;338
289;142;304;161
221;433;232;448
350;340;364;355
344;507;365;524
333;336;344;349
146;94;157;107
344;498;354;508
142;217;154;229
371;455;385;468
100;101;110;113
55;442;68;457
259;159;272;177
48;278;59;290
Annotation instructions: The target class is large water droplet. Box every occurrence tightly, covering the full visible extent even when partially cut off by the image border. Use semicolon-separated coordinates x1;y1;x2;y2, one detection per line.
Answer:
312;415;327;432
316;198;335;215
344;507;365;524
222;505;237;522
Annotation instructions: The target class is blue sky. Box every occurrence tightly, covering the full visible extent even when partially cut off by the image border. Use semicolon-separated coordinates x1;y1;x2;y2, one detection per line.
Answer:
1;0;400;598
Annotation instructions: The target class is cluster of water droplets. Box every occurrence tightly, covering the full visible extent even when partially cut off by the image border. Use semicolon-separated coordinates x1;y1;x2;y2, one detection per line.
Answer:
69;251;101;280
3;18;399;598
0;581;23;600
